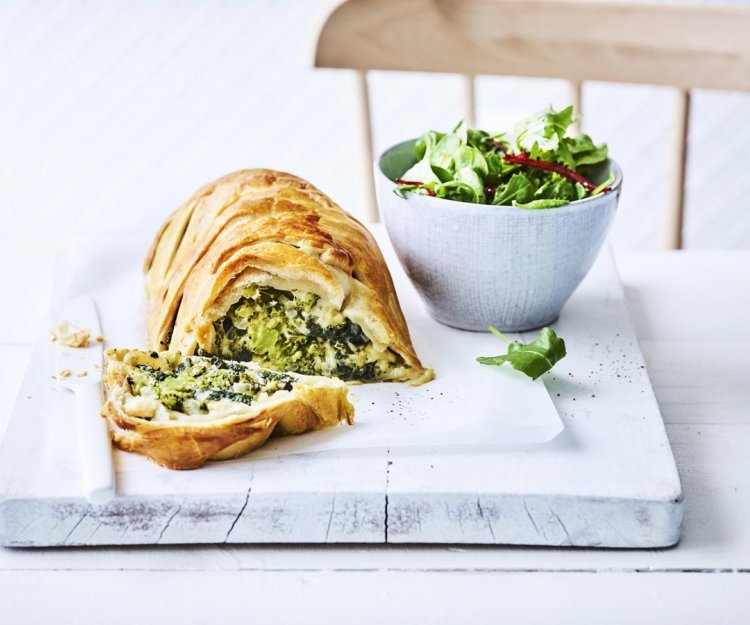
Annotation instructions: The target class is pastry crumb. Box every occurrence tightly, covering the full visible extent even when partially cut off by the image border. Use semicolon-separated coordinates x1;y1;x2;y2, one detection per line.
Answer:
59;369;72;378
51;321;91;348
95;335;104;343
51;375;57;380
77;370;88;377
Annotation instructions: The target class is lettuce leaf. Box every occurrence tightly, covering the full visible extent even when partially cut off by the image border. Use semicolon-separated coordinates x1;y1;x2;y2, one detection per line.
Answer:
514;106;576;153
435;180;480;203
492;172;534;206
395;107;611;208
477;326;566;380
512;198;569;210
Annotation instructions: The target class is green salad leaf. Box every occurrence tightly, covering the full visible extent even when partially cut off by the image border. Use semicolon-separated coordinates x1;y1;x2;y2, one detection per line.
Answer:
513;198;569;210
590;171;616;197
394;106;612;209
401;141;441;185
562;132;609;168
492;172;534;205
477;326;567;380
514;105;576;153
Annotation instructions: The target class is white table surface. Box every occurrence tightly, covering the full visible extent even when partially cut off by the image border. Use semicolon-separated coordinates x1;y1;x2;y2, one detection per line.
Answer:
0;249;748;623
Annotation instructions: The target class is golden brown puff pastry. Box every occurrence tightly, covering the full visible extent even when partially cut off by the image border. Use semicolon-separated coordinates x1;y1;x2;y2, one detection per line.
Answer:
143;169;433;385
102;348;353;470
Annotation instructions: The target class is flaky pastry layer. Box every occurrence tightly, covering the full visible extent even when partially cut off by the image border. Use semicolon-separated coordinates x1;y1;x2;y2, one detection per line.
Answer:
102;348;353;470
143;169;433;385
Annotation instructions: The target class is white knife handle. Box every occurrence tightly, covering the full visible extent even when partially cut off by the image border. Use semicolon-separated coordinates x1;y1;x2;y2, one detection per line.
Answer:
75;382;115;504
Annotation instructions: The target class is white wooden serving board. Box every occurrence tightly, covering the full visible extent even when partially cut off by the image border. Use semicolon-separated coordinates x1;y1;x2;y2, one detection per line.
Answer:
0;229;682;548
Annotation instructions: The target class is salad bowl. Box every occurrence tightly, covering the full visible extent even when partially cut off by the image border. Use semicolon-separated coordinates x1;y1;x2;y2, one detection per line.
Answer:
376;140;623;332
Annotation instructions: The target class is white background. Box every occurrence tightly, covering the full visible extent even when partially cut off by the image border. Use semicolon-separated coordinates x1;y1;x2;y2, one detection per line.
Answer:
1;2;749;623
2;0;750;257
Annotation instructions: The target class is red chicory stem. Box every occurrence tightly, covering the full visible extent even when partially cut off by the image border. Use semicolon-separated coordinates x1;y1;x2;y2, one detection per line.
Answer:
502;152;601;191
395;178;436;196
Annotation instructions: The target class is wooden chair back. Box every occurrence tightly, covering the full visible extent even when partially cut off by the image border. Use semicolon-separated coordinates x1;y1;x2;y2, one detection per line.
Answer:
314;0;750;248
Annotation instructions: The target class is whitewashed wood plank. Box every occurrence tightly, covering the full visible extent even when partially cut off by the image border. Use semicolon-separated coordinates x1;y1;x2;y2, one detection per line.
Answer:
0;235;51;345
225;452;387;544
615;251;750;341
383;249;681;546
0;256;739;547
2;420;744;572
684;90;750;250
641;340;749;425
0;346;31;440
0;245;682;548
0;343;388;546
0;250;741;552
0;569;748;625
1;496;244;547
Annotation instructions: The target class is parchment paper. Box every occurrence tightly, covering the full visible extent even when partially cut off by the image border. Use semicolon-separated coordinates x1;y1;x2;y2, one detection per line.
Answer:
46;230;563;464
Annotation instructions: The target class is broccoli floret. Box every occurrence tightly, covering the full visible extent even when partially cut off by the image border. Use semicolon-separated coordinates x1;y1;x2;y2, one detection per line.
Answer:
212;285;396;380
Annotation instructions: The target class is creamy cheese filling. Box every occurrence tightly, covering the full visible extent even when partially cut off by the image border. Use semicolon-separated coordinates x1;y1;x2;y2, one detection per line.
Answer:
212;286;402;381
125;354;295;422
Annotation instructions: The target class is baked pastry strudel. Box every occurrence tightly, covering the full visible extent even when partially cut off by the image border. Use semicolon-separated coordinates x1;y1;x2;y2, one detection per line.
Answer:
144;169;433;385
102;348;353;469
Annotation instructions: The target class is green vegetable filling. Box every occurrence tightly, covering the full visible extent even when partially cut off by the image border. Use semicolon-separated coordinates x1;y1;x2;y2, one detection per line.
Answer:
128;355;294;413
212;286;400;381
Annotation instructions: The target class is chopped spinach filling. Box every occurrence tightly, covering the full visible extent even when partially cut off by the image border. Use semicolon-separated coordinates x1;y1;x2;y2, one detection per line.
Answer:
127;355;294;413
212;286;401;381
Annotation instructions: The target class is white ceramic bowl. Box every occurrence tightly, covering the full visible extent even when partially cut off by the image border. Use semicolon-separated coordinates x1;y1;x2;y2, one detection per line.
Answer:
376;140;623;332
